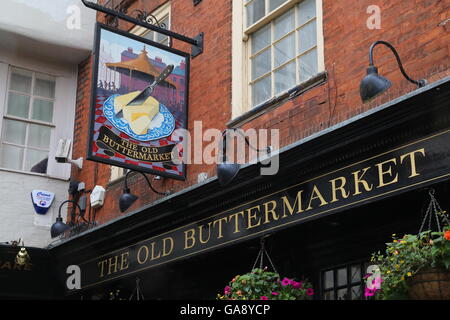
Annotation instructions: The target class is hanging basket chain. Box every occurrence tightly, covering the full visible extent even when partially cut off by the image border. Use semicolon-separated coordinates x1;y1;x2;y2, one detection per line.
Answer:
129;277;145;301
252;237;278;274
418;189;449;234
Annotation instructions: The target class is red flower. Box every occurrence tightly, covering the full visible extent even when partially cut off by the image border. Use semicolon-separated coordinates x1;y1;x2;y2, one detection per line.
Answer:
444;230;450;241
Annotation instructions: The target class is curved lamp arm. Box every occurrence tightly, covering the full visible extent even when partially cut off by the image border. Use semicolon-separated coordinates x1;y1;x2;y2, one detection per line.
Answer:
221;129;271;157
124;170;169;196
369;41;426;88
58;199;87;224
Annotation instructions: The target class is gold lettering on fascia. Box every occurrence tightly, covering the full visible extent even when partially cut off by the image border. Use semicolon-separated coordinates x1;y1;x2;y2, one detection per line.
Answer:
93;146;429;280
97;251;131;278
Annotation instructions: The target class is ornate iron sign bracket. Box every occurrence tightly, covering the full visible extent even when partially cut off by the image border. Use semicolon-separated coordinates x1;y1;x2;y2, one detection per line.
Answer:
81;0;204;58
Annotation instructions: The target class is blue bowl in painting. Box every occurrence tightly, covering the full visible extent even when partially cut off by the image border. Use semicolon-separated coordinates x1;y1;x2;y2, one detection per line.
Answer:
103;94;175;142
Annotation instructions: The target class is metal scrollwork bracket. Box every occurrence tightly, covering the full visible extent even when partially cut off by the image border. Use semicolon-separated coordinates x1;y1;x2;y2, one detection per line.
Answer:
82;0;204;58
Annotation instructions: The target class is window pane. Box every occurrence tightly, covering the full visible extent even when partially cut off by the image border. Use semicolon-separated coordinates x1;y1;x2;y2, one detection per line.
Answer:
252;49;271;80
351;265;361;283
251;24;270;54
298;0;316;25
274;33;295;67
143;30;155;40
32;99;54;122
298;47;317;81
298;19;317;53
3;119;27;145
1;144;24;170
34;74;55;98
252;75;271;107
274;8;294;41
337;268;347;287
156;17;169;44
25;149;48;172
7;93;30;118
246;0;265;26
337;288;349;300
270;0;288;11
274;61;296;94
324;290;334;300
324;270;334;289
27;124;51;149
10;68;32;93
159;16;169;30
351;285;362;300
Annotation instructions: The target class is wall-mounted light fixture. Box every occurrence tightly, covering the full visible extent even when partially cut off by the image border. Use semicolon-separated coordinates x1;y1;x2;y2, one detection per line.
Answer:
51;200;89;238
217;129;271;186
360;40;427;103
119;171;170;212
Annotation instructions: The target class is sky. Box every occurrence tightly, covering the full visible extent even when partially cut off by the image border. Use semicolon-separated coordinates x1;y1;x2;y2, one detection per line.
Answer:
100;28;185;68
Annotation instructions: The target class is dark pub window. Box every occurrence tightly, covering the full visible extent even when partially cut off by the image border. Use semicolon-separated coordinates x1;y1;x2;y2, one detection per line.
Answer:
321;260;371;300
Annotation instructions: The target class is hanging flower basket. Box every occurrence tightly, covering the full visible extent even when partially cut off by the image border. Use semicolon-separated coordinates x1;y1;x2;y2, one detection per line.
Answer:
217;267;314;300
406;268;450;300
367;189;450;300
217;237;314;300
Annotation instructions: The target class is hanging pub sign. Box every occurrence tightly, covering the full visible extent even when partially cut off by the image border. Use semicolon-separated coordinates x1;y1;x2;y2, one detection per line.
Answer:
87;23;189;180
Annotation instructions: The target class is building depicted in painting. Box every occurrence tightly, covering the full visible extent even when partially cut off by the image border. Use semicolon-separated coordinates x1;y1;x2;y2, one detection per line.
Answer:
0;0;449;301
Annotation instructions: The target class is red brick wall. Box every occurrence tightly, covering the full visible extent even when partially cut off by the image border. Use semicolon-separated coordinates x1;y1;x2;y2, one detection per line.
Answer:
70;0;449;225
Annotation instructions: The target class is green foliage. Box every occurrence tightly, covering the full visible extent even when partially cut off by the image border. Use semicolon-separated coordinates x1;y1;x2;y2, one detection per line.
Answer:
370;227;450;300
217;268;314;300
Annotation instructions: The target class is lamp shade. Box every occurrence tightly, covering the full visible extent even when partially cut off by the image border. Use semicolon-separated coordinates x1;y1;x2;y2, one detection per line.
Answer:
119;189;138;212
360;66;392;102
217;162;240;186
50;217;70;238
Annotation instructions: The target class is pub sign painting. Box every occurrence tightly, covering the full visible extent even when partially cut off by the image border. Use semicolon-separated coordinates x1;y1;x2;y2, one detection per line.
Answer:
88;24;189;180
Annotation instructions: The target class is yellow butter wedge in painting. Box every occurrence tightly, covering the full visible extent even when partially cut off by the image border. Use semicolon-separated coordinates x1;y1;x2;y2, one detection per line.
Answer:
122;96;159;125
114;91;140;114
130;115;151;135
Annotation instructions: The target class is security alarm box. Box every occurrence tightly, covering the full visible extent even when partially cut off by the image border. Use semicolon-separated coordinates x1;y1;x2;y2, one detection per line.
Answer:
31;190;55;214
90;185;105;208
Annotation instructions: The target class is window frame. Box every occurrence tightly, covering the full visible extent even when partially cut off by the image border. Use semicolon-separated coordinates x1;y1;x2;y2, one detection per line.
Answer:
232;0;325;119
320;259;371;300
0;66;56;173
129;2;172;47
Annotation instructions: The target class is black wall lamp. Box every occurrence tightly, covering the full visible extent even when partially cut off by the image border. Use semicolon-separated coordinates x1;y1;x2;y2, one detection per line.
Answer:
360;40;427;102
51;200;89;238
120;171;170;212
217;129;271;186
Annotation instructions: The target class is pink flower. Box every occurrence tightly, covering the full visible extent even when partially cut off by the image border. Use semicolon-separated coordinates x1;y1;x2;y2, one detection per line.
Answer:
224;286;231;295
292;281;303;289
364;287;376;297
271;292;279;296
306;288;314;296
372;277;383;289
260;296;268;300
281;277;291;286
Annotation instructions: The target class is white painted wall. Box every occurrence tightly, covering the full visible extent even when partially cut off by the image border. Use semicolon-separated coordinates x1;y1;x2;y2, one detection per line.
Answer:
0;0;96;248
0;170;69;248
0;0;96;52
